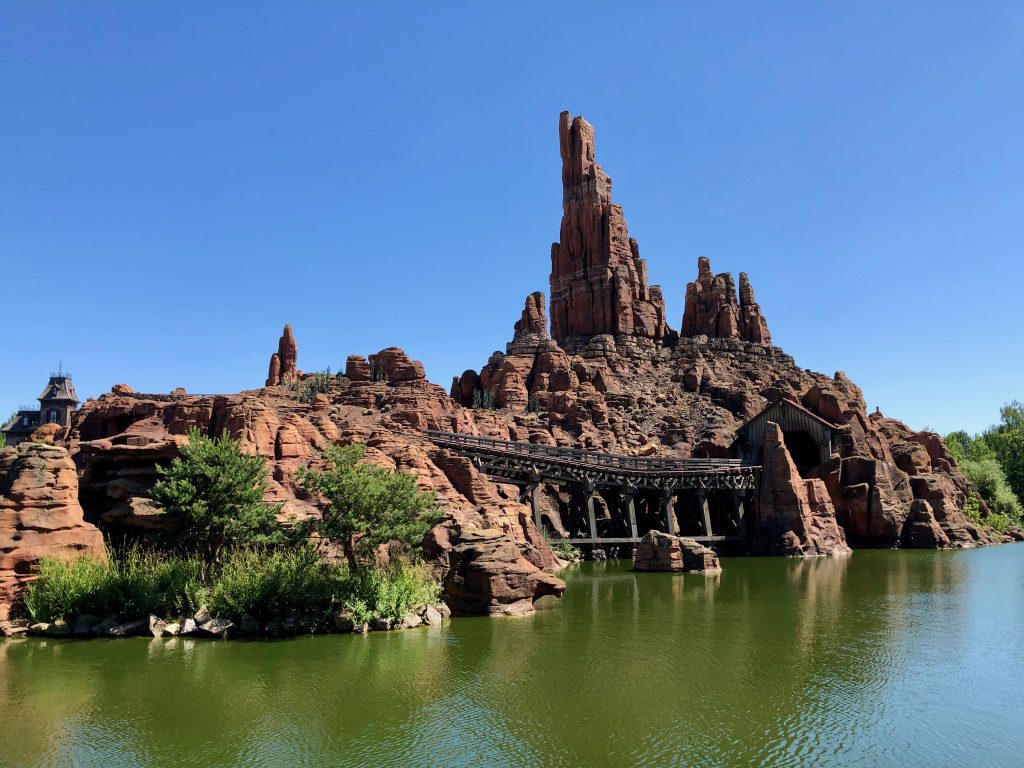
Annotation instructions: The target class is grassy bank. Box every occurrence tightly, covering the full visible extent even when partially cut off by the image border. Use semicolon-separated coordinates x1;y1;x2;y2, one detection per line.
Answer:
22;545;440;631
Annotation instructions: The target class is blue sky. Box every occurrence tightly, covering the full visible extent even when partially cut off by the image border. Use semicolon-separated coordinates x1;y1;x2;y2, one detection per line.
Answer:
2;3;1021;434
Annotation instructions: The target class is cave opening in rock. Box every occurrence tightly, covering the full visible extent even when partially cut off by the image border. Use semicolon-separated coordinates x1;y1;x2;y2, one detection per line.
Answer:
782;430;822;475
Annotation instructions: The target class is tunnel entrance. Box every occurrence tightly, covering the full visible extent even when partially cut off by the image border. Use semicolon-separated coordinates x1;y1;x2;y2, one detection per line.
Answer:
782;430;822;475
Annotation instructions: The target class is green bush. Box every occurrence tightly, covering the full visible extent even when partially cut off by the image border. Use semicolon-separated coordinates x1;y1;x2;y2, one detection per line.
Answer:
206;546;344;621
947;420;1024;529
297;443;442;569
24;547;440;626
23;548;205;623
150;428;283;562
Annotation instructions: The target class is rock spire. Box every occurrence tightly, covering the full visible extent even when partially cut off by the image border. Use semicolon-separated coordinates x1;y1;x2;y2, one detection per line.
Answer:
549;112;667;346
681;257;772;344
266;324;298;386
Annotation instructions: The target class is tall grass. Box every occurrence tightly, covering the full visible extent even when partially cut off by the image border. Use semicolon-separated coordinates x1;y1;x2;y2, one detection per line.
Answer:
24;548;205;622
23;546;440;626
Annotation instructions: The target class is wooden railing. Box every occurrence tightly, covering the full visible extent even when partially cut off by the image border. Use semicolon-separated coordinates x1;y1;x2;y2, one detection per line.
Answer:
425;430;750;475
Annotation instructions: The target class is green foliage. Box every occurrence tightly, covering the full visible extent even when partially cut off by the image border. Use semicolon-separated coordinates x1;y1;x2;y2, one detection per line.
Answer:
296;370;336;403
23;548;205;622
946;414;1024;529
297;443;442;569
527;394;542;414
980;401;1024;508
23;547;438;625
206;545;344;621
150;428;282;562
543;532;580;561
472;388;497;410
369;360;388;383
342;562;440;622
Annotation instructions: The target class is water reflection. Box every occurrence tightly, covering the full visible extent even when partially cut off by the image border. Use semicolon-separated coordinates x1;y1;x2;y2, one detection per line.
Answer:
1;547;1024;767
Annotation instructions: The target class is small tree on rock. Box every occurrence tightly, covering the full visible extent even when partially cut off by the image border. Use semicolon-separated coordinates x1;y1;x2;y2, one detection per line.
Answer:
297;443;441;569
150;428;282;562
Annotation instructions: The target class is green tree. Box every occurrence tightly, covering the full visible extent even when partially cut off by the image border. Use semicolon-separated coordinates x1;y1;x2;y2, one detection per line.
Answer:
297;443;441;570
980;401;1024;505
150;428;282;562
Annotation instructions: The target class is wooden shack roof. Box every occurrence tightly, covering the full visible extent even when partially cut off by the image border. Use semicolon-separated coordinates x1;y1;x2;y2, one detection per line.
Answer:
736;396;838;435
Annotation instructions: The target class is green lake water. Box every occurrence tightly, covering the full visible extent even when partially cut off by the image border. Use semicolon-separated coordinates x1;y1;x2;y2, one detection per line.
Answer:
2;545;1023;767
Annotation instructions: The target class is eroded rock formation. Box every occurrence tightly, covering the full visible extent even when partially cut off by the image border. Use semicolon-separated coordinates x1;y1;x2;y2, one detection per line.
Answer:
758;423;849;556
681;257;772;344
266;324;298;386
549;112;667;349
0;443;106;620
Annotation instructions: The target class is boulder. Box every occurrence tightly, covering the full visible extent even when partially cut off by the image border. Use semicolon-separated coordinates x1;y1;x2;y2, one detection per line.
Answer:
200;618;236;639
632;531;722;573
148;614;166;638
108;617;147;637
0;442;106;620
900;500;951;549
239;614;261;635
444;529;565;616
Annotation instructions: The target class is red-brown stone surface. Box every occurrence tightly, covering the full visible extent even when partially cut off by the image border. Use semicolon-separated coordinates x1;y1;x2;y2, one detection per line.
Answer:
681;258;772;344
266;324;297;386
0;443;106;620
632;531;722;573
758;423;850;556
549;112;667;347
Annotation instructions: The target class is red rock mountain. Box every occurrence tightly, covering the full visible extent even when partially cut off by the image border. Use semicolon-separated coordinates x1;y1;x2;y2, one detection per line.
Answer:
3;110;1011;620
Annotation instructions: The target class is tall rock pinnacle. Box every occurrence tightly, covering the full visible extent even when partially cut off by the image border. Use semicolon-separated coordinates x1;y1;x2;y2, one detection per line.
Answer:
549;112;667;346
266;324;298;386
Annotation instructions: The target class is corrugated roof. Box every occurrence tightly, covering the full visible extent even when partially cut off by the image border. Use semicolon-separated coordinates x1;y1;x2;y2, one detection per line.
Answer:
737;396;838;433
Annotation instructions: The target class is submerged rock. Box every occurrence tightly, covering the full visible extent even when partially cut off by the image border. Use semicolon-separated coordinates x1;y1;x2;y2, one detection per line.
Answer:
633;531;722;574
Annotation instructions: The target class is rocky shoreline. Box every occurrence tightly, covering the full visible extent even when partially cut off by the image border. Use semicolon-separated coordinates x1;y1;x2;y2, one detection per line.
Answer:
0;600;453;641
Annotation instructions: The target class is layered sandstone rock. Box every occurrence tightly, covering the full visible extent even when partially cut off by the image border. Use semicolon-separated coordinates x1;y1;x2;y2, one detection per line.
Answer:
681;257;772;344
442;529;565;616
549;112;667;348
0;443;106;619
632;531;722;573
758;423;850;556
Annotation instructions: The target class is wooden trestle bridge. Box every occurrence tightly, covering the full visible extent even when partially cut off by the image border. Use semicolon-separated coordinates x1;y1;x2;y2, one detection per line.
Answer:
425;430;760;553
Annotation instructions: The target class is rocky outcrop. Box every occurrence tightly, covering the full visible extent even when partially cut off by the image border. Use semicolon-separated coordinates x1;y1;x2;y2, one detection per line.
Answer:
549;112;668;349
632;531;722;573
0;443;106;619
681;257;772;344
758;423;850;556
266;324;298;386
900;500;951;549
442;529;565;616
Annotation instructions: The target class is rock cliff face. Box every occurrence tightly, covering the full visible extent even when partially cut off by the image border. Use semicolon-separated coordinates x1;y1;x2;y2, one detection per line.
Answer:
0;443;106;620
549;112;668;350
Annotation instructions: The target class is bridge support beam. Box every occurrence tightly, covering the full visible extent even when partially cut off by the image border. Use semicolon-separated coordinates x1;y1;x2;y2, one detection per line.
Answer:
733;491;747;540
584;483;598;541
698;492;713;537
624;490;638;539
661;489;676;535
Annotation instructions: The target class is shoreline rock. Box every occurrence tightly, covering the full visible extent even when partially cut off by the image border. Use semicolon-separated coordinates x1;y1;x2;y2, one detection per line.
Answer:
632;531;722;574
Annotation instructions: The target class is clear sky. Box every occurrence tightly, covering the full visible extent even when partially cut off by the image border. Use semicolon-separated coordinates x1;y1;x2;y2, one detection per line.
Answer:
2;3;1021;435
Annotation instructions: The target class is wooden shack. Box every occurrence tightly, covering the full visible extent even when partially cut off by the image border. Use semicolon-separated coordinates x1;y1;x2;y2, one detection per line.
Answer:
733;397;836;474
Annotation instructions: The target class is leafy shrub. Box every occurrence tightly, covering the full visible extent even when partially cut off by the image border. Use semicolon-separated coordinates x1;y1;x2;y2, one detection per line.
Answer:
543;531;580;561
